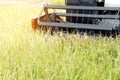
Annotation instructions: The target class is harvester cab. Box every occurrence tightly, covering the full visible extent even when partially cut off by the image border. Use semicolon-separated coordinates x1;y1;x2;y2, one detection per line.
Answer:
31;0;120;34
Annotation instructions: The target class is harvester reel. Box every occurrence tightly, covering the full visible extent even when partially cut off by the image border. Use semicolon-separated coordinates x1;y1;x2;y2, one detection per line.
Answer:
32;13;64;33
32;1;120;36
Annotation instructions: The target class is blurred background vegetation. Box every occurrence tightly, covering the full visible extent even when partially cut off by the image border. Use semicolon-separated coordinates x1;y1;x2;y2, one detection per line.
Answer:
0;0;65;5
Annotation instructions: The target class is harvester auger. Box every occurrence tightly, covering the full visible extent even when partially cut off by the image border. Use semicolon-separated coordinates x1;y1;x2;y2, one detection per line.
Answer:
31;0;120;35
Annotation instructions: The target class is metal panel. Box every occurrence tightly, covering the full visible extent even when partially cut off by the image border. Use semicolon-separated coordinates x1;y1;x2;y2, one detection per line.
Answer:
105;0;120;7
56;13;119;19
67;0;97;6
38;22;113;30
45;5;120;11
66;0;80;5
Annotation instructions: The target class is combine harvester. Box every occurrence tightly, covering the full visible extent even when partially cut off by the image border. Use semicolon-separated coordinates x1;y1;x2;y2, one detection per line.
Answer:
31;0;120;35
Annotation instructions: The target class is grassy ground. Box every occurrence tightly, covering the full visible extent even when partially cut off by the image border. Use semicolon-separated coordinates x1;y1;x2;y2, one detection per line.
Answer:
0;4;120;80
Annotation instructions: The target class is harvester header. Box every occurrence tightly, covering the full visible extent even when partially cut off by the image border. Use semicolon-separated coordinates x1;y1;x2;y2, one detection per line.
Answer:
31;0;120;34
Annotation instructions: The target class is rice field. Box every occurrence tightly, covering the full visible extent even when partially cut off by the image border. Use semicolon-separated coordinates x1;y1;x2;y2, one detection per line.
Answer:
0;3;120;80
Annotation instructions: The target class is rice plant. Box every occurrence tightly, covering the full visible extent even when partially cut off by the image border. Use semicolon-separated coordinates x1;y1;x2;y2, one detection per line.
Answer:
0;3;120;80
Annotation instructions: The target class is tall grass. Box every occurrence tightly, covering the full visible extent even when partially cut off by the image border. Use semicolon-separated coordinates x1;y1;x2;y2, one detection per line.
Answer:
0;5;120;80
